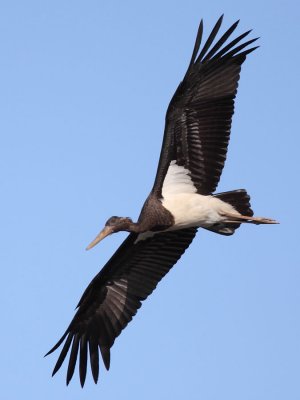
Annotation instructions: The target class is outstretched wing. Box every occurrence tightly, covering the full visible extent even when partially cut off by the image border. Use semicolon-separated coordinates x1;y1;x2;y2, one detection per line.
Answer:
152;16;258;197
46;228;197;386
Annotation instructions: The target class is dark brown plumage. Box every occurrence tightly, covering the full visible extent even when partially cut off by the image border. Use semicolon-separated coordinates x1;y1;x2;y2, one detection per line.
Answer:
151;18;258;197
47;228;197;386
46;16;275;386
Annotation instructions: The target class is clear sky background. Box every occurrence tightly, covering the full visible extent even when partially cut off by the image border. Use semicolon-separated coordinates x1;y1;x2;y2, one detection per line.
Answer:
1;1;299;399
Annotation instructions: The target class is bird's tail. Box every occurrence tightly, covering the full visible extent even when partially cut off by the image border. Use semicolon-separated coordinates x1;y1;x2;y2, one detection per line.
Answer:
206;189;277;236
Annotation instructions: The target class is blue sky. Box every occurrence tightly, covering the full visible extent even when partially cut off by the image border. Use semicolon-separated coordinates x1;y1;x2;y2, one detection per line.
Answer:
1;1;299;399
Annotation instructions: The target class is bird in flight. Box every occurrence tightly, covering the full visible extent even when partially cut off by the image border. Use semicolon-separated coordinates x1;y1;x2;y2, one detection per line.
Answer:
46;16;277;386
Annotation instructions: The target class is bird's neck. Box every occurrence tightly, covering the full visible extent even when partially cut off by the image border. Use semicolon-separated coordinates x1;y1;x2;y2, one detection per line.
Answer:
126;222;144;233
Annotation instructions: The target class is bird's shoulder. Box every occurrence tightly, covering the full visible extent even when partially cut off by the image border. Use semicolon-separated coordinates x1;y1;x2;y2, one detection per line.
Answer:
138;193;175;232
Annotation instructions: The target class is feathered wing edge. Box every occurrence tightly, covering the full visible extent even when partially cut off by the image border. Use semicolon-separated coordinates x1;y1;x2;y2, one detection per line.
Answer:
151;16;258;197
186;15;258;75
45;228;198;386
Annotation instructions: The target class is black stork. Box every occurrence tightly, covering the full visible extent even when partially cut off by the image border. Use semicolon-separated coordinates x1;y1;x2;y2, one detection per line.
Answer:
46;16;277;386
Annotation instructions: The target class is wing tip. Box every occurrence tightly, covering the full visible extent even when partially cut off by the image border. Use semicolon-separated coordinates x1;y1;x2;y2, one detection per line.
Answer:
89;338;100;384
187;16;258;69
45;331;68;357
100;345;111;370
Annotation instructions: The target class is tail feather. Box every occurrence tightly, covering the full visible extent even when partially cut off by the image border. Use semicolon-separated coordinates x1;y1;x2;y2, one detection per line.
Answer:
214;189;253;217
206;189;253;236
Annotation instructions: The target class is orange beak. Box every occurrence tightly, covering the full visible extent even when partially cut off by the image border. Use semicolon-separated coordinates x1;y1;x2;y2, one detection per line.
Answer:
86;226;113;250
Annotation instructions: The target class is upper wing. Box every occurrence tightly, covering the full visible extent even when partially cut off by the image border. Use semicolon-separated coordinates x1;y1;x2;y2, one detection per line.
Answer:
46;228;197;386
152;16;258;197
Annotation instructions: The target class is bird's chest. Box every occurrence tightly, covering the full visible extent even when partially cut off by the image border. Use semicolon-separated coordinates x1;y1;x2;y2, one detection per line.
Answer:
138;195;175;232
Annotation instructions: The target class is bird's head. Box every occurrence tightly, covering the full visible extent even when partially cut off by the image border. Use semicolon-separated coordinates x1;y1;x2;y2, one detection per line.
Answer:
86;216;134;250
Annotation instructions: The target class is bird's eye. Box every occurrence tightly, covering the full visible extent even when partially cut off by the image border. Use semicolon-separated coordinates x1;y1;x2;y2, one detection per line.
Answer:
106;216;119;226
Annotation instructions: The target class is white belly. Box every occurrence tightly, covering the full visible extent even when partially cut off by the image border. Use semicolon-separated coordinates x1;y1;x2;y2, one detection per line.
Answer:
159;160;240;230
161;193;239;229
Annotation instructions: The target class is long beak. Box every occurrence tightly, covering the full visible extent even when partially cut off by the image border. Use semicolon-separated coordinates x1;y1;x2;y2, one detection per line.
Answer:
86;226;113;250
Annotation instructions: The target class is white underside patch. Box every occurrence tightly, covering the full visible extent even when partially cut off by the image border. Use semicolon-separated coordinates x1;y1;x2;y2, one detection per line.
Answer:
161;161;240;230
162;160;197;197
136;161;241;243
162;192;239;229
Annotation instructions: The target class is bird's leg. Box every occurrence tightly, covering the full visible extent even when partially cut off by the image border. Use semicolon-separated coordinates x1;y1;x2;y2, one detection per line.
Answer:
220;212;279;225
